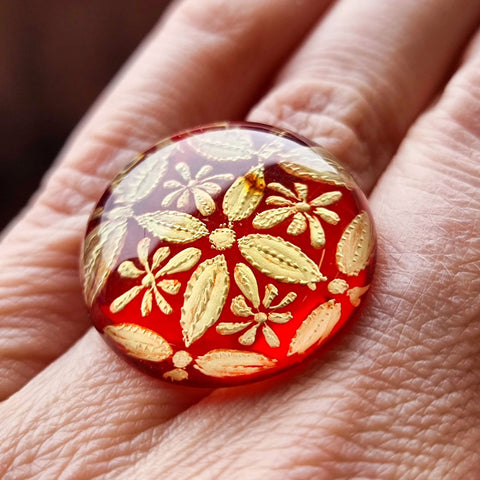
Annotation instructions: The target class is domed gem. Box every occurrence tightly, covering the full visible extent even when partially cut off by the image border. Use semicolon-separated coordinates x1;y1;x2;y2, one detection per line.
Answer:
82;122;376;387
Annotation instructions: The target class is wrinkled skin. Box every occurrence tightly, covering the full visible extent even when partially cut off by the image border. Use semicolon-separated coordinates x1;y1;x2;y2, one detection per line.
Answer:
1;0;480;478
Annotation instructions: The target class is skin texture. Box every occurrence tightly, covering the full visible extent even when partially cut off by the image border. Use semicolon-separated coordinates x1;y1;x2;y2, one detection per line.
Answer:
0;0;479;478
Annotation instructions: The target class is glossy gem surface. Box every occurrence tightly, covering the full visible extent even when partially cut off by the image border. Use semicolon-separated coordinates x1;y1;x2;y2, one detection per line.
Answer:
82;122;376;387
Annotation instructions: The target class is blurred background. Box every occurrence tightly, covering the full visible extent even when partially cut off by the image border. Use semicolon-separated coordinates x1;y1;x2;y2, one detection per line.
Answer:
0;1;171;230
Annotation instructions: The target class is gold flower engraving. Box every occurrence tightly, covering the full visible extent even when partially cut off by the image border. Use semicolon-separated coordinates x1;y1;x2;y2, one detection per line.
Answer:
288;300;342;356
110;238;200;316
336;211;374;276
180;255;230;347
253;182;342;248
209;228;236;250
194;349;277;377
216;263;296;347
162;162;234;216
104;323;173;362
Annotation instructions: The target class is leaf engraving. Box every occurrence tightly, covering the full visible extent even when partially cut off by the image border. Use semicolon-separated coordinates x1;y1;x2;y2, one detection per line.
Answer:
104;323;173;361
238;234;326;284
136;211;209;243
194;349;276;377
234;263;260;308
223;166;265;222
113;146;172;204
336;211;375;276
83;218;128;306
288;300;342;356
156;247;202;276
188;129;255;162
180;255;230;347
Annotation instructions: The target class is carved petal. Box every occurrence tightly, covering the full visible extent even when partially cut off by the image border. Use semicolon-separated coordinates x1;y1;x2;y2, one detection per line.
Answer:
267;182;297;199
180;255;230;347
141;290;153;317
194;349;277;377
287;212;307;236
294;183;308;201
336;211;375;276
157;279;181;295
238;234;326;284
310;191;342;207
216;322;252;335
266;196;294;207
268;312;292;324
137;237;151;266
104;323;173;362
153;288;173;315
252;207;294;230
231;295;254;317
83;218;128;306
188;128;255;162
262;284;278;308
157;247;202;276
199;181;222;195
234;263;260;308
192;187;216;216
152;247;171;271
117;261;143;278
110;285;143;313
305;213;326;249
223;166;265;222
239;324;259;346
113;147;171;204
270;291;297;309
288;300;341;356
262;324;280;348
315;207;340;225
136;211;209;244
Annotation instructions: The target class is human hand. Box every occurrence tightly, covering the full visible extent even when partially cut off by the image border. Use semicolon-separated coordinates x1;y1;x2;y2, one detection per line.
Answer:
1;0;479;478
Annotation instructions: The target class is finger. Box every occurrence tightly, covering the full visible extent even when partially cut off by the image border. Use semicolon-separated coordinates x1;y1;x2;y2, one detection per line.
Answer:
116;28;480;480
0;0;331;399
249;0;480;193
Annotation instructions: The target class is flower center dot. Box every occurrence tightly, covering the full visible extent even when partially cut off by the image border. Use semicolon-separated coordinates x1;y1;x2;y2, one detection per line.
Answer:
296;202;311;213
209;228;236;250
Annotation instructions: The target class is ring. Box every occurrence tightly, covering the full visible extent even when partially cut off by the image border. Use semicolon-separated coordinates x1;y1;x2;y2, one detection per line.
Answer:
81;122;376;387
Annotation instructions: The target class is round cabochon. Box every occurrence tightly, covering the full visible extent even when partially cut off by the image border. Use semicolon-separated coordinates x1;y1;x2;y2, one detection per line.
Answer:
82;122;376;387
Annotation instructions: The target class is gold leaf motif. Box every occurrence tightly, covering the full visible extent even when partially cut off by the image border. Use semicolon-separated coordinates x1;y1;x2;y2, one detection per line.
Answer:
234;263;260;309
104;323;173;361
287;300;342;356
347;285;370;307
192;187;216;216
110;285;143;313
279;145;355;189
238;234;326;284
194;349;276;377
336;211;375;276
136;211;209;244
156;247;202;276
328;278;349;295
223;166;265;222
188;129;255;162
216;321;252;334
253;207;294;230
163;368;189;382
180;255;230;347
113;146;172;204
83;218;128;306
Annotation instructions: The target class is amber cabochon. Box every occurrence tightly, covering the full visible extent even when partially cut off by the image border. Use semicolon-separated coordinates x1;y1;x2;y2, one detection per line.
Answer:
82;122;376;387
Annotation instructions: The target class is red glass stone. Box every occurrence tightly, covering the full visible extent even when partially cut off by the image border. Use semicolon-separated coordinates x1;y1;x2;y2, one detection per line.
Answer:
82;122;376;387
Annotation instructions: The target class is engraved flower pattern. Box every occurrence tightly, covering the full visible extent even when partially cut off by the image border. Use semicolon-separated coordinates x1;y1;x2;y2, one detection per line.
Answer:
110;238;201;316
216;263;296;348
252;182;342;248
162;162;234;216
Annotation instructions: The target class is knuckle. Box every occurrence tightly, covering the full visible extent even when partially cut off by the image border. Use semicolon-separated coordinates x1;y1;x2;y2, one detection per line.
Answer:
249;79;394;191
